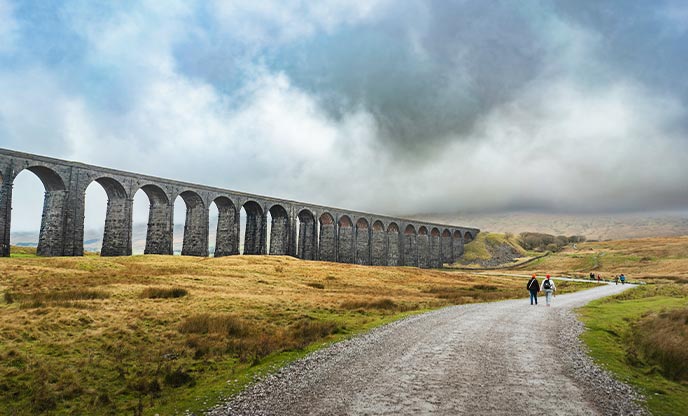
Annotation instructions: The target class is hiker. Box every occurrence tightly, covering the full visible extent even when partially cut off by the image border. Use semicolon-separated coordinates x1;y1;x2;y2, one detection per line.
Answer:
614;275;619;285
597;274;601;283
620;274;626;285
542;274;556;306
589;272;595;280
527;274;540;305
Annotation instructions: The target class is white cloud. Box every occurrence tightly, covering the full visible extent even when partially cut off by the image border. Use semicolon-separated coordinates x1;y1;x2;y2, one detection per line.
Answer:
402;78;688;214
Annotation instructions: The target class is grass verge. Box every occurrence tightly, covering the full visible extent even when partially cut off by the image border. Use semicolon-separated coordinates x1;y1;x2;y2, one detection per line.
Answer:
577;284;688;416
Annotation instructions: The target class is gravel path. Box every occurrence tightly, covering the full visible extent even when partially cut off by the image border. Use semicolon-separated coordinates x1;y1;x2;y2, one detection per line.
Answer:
209;285;647;416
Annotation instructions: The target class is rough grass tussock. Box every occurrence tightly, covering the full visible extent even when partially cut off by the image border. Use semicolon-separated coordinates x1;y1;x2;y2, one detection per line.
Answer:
340;298;411;311
141;287;188;299
631;307;688;382
179;313;250;337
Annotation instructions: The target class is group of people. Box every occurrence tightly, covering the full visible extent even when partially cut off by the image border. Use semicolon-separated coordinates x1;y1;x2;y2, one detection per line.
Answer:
589;272;627;285
526;274;556;306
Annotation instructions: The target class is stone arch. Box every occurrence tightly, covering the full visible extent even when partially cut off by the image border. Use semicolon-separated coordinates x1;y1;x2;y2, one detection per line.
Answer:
2;165;67;257
355;217;370;265
176;190;208;257
86;177;131;257
268;204;290;255
429;228;441;268
386;222;400;266
213;196;238;257
337;215;354;263
136;184;172;255
417;226;429;268
297;209;317;260
441;229;452;264
22;166;67;191
242;200;265;255
452;230;464;261
464;231;474;243
371;220;386;266
403;224;417;267
318;212;336;262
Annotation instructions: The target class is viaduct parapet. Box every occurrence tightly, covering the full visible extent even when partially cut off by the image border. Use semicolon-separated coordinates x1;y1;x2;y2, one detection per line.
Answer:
0;148;479;268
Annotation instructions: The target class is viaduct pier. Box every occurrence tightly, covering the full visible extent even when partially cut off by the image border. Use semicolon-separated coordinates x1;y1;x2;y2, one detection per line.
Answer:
0;148;478;268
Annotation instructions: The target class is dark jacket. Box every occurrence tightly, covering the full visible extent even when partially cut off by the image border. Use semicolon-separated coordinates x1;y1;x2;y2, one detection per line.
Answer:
527;278;540;292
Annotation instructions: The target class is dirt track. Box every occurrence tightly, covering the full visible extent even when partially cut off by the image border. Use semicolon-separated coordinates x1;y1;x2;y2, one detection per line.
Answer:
210;284;646;416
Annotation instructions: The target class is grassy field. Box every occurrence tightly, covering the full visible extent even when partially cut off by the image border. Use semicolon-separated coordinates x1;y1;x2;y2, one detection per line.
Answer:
514;236;688;284
578;285;688;416
0;247;595;416
452;232;534;267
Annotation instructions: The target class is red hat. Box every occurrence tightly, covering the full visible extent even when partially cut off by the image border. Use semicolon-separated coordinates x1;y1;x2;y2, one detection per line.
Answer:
546;274;551;278
532;274;536;278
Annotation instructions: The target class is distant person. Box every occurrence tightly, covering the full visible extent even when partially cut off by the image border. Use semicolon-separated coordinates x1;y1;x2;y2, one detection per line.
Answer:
527;274;540;305
589;272;595;280
620;274;626;285
597;274;601;283
542;274;556;306
614;275;619;285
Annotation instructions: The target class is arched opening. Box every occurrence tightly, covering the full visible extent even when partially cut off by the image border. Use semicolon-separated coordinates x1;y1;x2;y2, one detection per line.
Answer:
417;226;429;268
177;190;208;257
213;196;238;257
452;230;464;261
135;184;171;255
429;228;441;268
337;215;354;263
355;217;370;265
464;231;474;243
5;166;67;256
241;201;264;255
268;204;290;255
84;177;131;256
172;196;185;255
298;209;317;260
318;212;336;262
386;222;400;266
403;224;417;267
441;229;452;264
0;170;6;256
371;220;386;266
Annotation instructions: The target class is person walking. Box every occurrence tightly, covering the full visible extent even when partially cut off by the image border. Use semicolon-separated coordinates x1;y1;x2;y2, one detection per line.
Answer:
596;274;601;283
527;274;540;305
620;274;626;285
542;274;556;307
614;275;619;285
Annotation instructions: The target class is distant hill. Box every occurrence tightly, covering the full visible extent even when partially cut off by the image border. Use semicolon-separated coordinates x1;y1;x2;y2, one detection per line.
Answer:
418;211;688;241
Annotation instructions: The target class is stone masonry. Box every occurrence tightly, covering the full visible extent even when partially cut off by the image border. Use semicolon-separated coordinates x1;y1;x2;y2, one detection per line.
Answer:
0;148;479;268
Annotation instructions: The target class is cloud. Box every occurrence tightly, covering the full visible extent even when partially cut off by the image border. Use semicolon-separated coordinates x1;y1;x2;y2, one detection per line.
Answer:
3;0;688;235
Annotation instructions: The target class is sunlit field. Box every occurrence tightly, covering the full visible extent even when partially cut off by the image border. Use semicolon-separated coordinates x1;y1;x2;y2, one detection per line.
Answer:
1;248;588;415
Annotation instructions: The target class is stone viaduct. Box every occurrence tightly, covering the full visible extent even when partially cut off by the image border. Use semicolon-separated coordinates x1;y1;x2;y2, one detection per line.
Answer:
0;148;478;268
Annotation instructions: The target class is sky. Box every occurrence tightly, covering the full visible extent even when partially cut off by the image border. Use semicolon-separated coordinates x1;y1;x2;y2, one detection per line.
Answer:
1;0;688;232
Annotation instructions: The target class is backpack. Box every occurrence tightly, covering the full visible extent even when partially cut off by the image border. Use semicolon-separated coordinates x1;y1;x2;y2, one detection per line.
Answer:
543;280;551;289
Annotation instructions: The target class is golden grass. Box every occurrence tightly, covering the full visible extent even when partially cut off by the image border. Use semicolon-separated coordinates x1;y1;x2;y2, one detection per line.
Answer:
508;236;688;283
0;253;546;415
